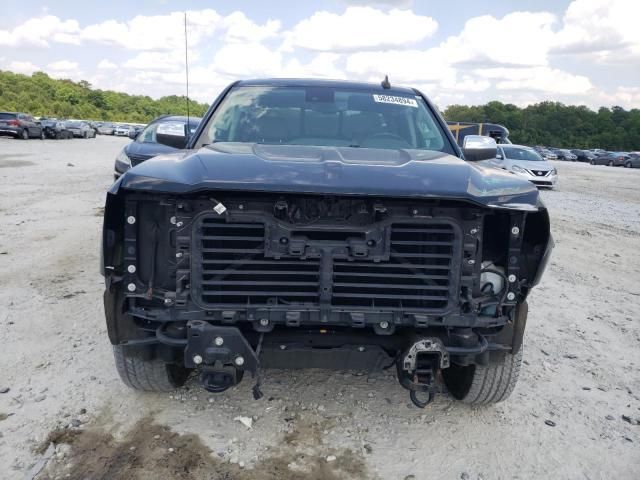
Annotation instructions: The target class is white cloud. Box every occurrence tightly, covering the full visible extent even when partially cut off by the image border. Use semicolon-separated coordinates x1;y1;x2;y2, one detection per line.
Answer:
122;50;195;72
552;0;640;62
346;49;456;84
590;86;640;109
222;11;281;43
81;9;221;51
341;0;414;7
47;60;79;72
282;7;437;52
213;43;282;77
282;53;345;79
435;12;557;67
6;61;40;74
477;67;592;95
0;15;80;47
97;59;117;70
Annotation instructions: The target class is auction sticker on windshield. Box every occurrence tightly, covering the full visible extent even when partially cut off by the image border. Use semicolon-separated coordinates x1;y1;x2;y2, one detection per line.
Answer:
372;94;418;108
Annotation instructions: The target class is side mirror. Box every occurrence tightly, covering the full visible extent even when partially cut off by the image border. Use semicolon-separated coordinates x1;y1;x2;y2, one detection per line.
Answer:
128;130;137;140
462;135;498;162
495;154;503;160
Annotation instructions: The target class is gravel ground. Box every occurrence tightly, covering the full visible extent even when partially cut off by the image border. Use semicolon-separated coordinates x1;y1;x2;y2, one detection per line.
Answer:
0;136;639;480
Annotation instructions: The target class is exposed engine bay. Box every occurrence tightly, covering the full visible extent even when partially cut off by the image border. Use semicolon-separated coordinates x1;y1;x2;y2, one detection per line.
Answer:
103;192;551;406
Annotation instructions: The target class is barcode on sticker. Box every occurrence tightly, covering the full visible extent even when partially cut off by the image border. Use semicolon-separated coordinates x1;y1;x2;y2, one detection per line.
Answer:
213;203;227;215
372;94;418;108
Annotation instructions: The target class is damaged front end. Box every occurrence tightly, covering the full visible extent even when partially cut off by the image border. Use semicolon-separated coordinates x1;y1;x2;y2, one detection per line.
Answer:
103;184;552;406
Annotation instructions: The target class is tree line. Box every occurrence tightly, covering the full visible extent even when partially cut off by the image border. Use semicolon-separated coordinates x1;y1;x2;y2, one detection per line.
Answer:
443;101;640;151
0;70;208;123
1;70;638;150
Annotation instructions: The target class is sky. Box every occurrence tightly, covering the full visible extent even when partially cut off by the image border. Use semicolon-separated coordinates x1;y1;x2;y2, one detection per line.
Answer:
1;0;638;109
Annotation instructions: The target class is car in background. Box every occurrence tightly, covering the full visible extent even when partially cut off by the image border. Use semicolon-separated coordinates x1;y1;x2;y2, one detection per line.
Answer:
0;112;44;139
533;146;558;160
590;152;630;166
114;124;132;136
65;120;96;138
551;148;577;161
97;123;116;135
114;115;201;179
588;149;606;156
490;144;557;188
40;119;73;139
624;153;640;168
570;149;596;163
130;124;145;137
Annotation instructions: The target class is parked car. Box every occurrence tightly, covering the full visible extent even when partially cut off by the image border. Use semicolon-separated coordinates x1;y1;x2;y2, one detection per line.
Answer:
623;153;640;168
590;152;630;166
588;149;606;156
570;149;597;163
65;120;96;138
40;119;73;139
490;144;557;188
533;146;558;160
114;115;201;179
97;123;116;135
114;124;132;136
0;112;44;139
552;148;577;161
103;78;552;408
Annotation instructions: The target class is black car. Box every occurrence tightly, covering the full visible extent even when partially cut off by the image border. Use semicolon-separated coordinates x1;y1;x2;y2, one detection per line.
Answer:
40;119;73;139
0;112;44;139
550;148;577;161
113;115;201;179
570;149;596;163
590;152;630;166
102;79;552;408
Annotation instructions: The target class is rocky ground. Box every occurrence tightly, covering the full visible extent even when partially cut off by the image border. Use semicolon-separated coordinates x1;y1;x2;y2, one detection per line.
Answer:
0;136;638;480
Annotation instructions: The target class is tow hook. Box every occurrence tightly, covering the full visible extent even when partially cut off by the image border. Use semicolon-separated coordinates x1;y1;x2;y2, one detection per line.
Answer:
184;322;263;398
200;366;243;393
397;337;450;408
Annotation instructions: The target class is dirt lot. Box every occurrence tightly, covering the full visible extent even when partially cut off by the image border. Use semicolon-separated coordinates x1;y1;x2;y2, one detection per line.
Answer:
0;135;639;480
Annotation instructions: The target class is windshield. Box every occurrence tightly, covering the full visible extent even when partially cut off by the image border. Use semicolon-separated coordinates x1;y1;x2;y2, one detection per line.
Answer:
0;113;17;120
502;146;543;161
199;86;452;153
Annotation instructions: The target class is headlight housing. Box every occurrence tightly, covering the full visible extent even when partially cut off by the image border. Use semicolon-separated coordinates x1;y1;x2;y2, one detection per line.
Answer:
511;165;526;174
115;149;131;172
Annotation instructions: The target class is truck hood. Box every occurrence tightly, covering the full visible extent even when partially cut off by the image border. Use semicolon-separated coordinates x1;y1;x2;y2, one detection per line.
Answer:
112;143;542;211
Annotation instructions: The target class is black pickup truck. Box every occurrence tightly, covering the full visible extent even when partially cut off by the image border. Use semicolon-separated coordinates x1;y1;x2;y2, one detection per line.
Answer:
102;79;552;407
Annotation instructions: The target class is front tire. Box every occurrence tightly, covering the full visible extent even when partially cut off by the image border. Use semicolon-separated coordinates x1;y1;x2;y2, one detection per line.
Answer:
113;345;190;392
443;348;523;405
590;160;596;165
625;162;631;168
21;129;29;140
607;160;613;166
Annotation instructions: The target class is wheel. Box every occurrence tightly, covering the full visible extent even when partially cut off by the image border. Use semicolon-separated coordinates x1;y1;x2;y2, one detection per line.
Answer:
40;130;45;140
607;160;613;166
21;129;29;140
625;162;631;168
113;345;190;392
84;132;88;139
443;348;523;405
590;160;596;165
